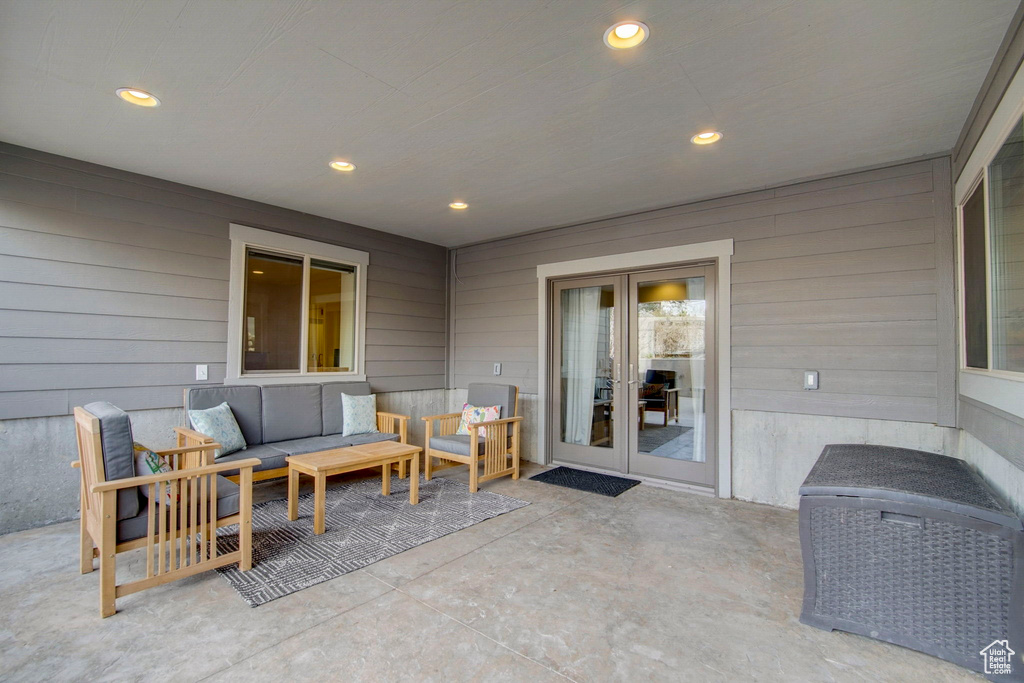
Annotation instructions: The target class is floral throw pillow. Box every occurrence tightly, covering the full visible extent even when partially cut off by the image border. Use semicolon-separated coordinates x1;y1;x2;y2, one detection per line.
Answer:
134;442;177;504
342;393;379;436
456;403;501;438
187;402;246;458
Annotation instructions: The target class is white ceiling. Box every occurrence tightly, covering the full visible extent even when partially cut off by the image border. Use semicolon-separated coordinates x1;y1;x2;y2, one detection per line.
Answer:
0;0;1017;247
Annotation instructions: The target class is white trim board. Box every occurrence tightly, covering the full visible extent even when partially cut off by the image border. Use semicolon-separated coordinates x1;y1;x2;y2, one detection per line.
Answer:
536;239;734;499
226;223;369;385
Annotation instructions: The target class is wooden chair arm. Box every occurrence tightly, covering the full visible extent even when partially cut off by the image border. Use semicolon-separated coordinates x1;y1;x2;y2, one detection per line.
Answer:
377;411;410;421
90;458;261;494
152;443;223;457
664;388;680;394
467;416;523;428
174;426;214;443
420;411;462;422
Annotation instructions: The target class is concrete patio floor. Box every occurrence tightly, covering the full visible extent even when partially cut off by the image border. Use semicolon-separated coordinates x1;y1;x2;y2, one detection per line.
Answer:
0;463;979;682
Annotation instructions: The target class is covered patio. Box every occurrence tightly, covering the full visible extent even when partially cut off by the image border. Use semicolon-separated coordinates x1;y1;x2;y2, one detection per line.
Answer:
1;1;1023;680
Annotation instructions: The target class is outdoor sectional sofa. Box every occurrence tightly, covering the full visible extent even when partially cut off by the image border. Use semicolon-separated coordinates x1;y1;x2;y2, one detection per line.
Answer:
179;382;410;482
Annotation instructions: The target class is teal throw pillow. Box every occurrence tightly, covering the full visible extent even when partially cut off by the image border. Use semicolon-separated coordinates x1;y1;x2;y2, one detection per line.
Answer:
187;401;246;458
341;393;379;437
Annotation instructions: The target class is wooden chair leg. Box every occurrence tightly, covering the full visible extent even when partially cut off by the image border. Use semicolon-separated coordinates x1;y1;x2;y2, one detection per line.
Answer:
98;491;117;618
239;469;253;572
424;452;433;481
512;452;520;480
398;459;407;479
469;458;479;493
80;514;94;574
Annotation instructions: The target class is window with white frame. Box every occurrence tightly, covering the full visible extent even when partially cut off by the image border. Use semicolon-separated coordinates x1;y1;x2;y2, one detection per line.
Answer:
959;117;1024;376
227;224;368;383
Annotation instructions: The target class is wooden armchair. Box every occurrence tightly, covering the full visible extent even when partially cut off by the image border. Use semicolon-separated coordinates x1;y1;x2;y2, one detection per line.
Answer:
422;384;522;493
74;403;260;617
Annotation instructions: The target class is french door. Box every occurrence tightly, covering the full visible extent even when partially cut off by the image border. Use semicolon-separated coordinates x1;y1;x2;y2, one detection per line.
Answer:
549;265;716;488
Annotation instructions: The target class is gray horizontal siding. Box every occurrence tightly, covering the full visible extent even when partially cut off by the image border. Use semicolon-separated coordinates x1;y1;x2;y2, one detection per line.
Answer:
0;143;447;418
451;157;954;424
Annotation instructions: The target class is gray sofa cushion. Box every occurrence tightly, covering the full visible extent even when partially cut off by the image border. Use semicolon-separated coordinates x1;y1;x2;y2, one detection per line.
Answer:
271;434;352;456
186;386;263;445
117;475;239;543
217;443;289;476
83;402;140;521
262;384;322;443
271;432;399;456
343;432;400;447
320;381;372;436
429;434;484;457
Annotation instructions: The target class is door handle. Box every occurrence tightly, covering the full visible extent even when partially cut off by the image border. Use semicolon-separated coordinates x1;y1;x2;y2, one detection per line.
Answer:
627;363;638;386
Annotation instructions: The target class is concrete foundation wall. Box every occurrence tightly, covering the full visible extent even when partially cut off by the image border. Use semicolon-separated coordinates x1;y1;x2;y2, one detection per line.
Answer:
0;388;447;535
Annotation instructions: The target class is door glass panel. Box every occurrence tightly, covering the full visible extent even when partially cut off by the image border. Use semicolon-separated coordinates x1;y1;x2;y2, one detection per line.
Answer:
308;259;357;372
243;249;303;373
560;284;615;447
636;277;705;462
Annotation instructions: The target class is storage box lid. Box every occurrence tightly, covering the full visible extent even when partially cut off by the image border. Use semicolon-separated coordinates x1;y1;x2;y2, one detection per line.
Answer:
800;444;1022;530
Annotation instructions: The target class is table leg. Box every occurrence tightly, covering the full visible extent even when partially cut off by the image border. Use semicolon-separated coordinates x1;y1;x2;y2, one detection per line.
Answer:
287;467;299;521
314;472;326;535
409;453;419;505
381;464;391;496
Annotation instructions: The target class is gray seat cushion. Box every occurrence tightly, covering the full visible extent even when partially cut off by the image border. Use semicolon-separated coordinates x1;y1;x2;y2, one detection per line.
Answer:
269;432;400;456
271;434;352;456
186;386;263;445
83;402;139;521
342;432;400;447
262;384;322;443
320;381;372;436
116;475;240;543
217;443;288;476
429;434;484;457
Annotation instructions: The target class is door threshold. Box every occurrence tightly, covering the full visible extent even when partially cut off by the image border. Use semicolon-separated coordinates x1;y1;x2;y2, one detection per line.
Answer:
549;460;716;498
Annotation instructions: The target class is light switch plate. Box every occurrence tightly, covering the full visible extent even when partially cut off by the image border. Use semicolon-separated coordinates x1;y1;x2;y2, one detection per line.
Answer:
493;363;502;376
195;364;209;381
803;370;818;390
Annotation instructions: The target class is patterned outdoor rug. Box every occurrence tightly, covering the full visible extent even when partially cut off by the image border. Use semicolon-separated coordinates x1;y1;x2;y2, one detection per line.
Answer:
637;424;692;453
216;476;529;607
530;466;641;497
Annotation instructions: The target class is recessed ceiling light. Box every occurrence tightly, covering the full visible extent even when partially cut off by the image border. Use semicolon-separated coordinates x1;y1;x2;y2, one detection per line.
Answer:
115;87;160;107
604;20;649;49
329;160;356;172
449;201;468;210
690;131;723;145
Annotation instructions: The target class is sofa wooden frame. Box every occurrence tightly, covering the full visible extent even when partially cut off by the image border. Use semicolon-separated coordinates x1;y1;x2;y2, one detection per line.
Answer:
176;408;411;484
74;406;260;618
421;388;522;493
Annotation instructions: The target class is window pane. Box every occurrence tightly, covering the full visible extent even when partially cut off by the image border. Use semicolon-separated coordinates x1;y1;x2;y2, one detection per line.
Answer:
243;249;303;373
963;180;988;369
989;116;1024;372
308;259;357;373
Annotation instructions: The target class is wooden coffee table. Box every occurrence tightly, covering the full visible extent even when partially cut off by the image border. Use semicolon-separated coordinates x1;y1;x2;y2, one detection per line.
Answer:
287;441;421;535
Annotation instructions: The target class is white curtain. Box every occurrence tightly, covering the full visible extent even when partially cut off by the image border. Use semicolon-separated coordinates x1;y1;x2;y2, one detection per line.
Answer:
562;287;602;445
687;278;706;462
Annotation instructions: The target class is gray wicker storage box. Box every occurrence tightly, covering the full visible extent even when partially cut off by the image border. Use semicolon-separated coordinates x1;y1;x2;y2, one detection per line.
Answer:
799;444;1024;679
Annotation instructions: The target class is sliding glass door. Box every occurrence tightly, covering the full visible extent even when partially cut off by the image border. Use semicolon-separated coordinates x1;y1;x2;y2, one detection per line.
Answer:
549;265;716;488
